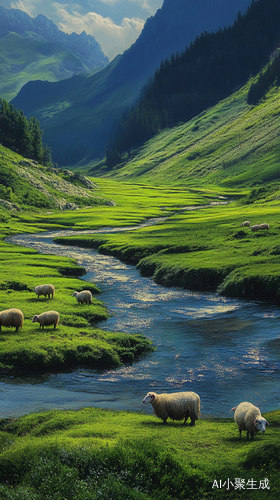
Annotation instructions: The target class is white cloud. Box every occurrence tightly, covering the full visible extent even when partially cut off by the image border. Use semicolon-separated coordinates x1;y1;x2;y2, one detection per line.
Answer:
129;0;162;13
10;0;40;16
52;3;145;59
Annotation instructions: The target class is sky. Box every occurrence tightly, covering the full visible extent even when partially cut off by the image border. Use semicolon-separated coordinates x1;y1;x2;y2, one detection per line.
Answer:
0;0;164;59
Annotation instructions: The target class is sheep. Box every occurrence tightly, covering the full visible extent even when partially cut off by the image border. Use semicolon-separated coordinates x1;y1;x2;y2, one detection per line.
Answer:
72;290;92;305
143;391;200;425
32;310;60;330
230;401;269;440
0;308;24;332
34;284;55;299
241;221;250;227
259;223;269;230
250;224;261;231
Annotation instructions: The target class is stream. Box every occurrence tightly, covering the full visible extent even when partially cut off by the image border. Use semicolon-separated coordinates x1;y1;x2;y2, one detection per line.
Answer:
1;225;280;419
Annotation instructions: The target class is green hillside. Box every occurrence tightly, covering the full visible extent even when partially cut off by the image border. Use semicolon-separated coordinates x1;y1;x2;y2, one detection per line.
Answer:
0;145;110;212
0;33;96;101
93;78;280;189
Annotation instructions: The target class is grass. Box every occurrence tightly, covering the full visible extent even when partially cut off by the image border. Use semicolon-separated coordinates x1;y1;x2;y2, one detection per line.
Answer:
54;188;280;302
0;406;279;498
0;234;154;373
95;80;280;189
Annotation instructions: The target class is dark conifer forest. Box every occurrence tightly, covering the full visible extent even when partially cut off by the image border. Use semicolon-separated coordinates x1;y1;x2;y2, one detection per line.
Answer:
0;99;51;165
106;0;280;167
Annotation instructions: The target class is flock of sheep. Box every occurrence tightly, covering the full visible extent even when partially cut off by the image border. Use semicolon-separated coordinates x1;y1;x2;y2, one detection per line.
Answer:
0;284;93;332
142;391;269;439
0;278;270;440
241;220;269;231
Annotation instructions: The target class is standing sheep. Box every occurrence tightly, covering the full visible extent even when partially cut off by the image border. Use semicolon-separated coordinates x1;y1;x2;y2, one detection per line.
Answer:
230;401;269;440
241;221;250;227
143;391;200;425
34;284;55;299
72;290;92;305
32;311;60;330
250;224;261;231
0;308;24;332
259;223;269;230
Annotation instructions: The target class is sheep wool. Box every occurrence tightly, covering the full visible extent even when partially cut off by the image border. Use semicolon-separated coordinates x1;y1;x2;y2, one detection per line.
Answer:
72;290;92;305
241;221;250;227
143;391;200;425
250;224;261;231
32;311;60;330
34;284;55;299
230;401;269;440
0;308;24;332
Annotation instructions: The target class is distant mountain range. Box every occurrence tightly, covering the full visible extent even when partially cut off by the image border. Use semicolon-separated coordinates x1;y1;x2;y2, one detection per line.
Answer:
0;6;108;100
11;0;252;165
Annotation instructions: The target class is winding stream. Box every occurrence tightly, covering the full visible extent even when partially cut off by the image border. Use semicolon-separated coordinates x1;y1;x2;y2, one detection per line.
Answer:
1;225;280;419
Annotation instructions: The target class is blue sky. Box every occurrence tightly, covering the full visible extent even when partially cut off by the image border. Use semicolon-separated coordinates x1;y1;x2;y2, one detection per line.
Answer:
0;0;164;59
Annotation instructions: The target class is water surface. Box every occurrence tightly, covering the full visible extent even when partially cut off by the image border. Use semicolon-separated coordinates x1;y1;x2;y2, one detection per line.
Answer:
1;228;280;419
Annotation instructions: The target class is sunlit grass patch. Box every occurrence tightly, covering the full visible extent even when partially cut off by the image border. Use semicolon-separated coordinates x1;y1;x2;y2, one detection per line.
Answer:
0;407;279;499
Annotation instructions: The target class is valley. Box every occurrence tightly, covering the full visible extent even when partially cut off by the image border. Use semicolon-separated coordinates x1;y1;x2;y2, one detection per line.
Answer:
1;0;280;497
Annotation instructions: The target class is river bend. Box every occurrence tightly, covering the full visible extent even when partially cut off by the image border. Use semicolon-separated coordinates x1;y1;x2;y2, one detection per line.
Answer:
1;228;280;419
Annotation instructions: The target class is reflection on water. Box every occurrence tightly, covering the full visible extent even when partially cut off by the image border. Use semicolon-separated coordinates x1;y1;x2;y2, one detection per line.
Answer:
1;230;280;419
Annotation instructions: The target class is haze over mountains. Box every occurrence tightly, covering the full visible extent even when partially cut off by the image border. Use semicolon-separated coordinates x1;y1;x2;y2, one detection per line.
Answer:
0;6;108;100
10;0;254;166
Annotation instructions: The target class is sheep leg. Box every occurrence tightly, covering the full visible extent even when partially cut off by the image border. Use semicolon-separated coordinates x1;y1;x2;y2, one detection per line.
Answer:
189;419;195;426
246;431;250;440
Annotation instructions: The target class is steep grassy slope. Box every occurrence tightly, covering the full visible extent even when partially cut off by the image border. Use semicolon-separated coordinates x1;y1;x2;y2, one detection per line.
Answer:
94;80;280;188
0;145;110;212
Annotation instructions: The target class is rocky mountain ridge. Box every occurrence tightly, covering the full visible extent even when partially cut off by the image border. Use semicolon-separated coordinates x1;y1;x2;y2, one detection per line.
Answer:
0;6;108;73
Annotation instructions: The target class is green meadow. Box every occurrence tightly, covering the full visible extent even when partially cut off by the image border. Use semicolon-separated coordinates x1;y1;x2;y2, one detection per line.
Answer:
55;181;280;303
0;407;279;499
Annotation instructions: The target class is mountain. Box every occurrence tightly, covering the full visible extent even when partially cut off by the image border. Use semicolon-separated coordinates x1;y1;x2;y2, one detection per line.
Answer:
12;0;252;165
0;6;108;100
105;0;280;165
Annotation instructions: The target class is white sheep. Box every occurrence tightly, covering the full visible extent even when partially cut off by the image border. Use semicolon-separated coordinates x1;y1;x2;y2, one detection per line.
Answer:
230;401;269;440
241;221;250;227
34;284;55;299
259;223;269;230
32;310;60;330
250;224;261;231
0;308;24;332
72;290;92;305
143;391;200;425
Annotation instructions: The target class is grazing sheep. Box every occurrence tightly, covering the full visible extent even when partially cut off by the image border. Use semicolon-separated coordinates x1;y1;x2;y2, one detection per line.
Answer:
241;221;250;227
32;311;60;330
34;284;55;299
72;290;92;305
230;402;269;440
250;224;261;231
0;308;24;332
143;391;200;425
259;223;269;230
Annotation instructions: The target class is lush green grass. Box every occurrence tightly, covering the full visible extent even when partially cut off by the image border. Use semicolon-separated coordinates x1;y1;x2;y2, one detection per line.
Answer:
0;145;111;212
0;234;153;373
0;175;213;373
95;80;280;190
0;406;279;499
55;188;280;302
